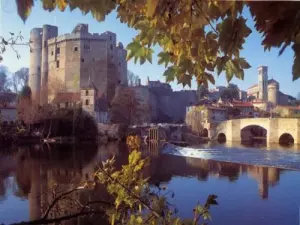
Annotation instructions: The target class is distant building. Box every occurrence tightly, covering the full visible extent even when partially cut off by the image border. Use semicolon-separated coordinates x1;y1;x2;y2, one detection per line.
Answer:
247;65;291;106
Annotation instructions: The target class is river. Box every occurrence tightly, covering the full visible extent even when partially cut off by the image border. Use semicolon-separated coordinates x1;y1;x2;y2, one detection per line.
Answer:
0;142;300;225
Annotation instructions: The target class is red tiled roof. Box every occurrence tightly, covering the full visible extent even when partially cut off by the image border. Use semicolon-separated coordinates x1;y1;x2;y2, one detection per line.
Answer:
52;92;80;103
231;102;253;107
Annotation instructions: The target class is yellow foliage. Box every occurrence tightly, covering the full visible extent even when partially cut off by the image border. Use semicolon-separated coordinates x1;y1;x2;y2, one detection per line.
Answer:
126;135;142;151
15;1;300;82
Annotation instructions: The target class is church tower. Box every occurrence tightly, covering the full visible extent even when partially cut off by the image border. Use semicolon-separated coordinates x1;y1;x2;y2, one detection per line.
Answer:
258;66;268;101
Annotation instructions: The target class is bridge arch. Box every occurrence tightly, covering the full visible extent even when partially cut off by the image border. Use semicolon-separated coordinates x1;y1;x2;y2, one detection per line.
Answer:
202;128;208;137
241;125;267;144
217;133;226;143
279;133;294;145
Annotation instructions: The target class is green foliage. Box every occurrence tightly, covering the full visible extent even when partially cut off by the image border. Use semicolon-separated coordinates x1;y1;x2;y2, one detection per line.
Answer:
94;150;218;225
16;1;300;83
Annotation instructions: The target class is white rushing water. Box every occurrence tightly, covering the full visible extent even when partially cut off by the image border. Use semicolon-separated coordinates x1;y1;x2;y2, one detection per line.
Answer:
162;143;300;171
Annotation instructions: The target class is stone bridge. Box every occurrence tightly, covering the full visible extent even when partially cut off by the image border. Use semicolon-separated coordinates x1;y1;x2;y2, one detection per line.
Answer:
205;118;300;144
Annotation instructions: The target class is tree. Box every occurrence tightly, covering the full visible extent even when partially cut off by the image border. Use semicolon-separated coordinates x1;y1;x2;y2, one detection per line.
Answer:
0;66;11;92
12;67;29;93
110;87;142;125
17;1;300;85
0;31;29;63
127;70;140;87
185;106;205;136
47;76;66;103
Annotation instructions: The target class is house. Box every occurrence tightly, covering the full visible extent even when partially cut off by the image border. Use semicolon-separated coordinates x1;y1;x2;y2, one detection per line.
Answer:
52;92;81;109
229;101;254;116
51;80;110;123
81;83;110;123
186;105;227;123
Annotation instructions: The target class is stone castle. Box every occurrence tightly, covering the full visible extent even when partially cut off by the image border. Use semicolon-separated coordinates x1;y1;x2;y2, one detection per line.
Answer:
29;23;127;104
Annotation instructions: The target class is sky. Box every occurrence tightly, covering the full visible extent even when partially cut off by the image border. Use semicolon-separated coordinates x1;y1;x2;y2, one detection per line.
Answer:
0;0;299;97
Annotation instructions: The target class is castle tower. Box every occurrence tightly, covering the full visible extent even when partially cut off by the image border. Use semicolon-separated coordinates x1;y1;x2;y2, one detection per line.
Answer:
258;66;268;101
29;28;43;102
41;25;58;104
116;42;128;86
268;80;279;105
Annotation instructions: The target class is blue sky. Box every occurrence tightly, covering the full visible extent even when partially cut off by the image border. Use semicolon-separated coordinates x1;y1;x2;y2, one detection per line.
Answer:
0;1;299;96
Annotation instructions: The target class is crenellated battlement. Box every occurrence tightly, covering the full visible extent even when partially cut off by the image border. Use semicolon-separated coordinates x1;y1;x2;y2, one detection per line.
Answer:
47;32;109;45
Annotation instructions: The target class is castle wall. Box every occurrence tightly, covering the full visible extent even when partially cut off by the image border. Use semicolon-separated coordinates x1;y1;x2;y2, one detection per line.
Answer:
79;39;108;94
169;91;198;122
117;47;127;86
30;24;127;105
29;28;43;102
41;25;58;104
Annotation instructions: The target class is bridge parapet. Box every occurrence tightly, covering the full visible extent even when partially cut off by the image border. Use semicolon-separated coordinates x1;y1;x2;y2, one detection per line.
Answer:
207;118;300;144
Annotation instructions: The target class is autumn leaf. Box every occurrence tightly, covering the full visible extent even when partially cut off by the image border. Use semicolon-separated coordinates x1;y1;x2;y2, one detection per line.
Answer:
163;66;176;83
238;58;251;69
16;0;34;22
56;0;67;11
147;0;159;17
158;52;171;68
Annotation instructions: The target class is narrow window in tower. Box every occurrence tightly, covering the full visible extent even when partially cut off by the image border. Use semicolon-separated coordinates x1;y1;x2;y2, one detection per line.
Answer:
81;58;84;63
56;47;60;54
51;51;54;56
110;44;113;50
86;90;89;96
85;99;89;105
56;61;60;68
37;67;41;72
74;46;78;52
110;36;112;40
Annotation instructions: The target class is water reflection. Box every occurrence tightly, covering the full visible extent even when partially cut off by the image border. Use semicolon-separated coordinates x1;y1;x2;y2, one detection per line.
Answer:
148;154;282;199
0;143;299;225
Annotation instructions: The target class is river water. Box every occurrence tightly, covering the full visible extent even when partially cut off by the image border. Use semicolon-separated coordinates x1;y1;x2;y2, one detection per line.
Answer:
0;142;300;225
